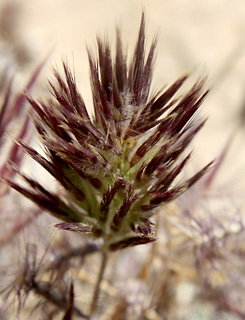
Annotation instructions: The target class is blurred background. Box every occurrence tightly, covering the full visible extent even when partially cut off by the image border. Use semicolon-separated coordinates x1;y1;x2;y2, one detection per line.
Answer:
0;0;244;185
0;1;245;319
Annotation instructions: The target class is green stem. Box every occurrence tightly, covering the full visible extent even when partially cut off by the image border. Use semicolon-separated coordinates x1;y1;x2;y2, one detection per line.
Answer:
89;250;108;317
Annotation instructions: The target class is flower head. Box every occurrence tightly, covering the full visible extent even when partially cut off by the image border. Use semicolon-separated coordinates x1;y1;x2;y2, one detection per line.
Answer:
5;13;212;251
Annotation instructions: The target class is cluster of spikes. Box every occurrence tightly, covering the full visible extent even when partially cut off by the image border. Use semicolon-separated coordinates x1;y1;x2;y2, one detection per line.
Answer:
5;13;212;251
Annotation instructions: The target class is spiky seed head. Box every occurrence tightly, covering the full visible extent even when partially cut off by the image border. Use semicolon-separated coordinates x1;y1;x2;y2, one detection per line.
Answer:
4;13;213;251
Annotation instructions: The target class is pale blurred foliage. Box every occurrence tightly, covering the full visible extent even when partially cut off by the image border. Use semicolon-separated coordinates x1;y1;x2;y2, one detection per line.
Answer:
0;1;244;319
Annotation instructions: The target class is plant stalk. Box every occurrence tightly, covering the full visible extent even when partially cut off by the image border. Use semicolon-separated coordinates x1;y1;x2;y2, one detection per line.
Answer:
89;250;108;317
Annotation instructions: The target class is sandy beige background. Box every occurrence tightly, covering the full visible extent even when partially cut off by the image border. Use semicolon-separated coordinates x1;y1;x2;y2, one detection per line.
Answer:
1;0;245;191
0;2;245;319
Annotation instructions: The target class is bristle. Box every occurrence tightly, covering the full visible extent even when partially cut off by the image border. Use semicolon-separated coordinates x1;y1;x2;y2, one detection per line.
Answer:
109;235;156;251
3;13;212;251
100;177;126;222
